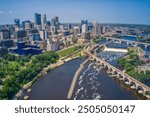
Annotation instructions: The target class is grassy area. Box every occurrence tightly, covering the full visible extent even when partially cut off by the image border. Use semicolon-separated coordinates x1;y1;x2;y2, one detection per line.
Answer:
92;36;106;44
73;51;82;57
57;45;83;58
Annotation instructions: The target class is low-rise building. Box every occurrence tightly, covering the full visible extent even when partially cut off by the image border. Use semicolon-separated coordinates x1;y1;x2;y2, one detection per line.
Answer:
9;42;42;55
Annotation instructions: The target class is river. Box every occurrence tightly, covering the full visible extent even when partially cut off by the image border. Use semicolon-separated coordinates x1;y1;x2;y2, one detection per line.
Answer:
21;58;138;100
20;35;150;100
121;35;150;51
72;61;137;100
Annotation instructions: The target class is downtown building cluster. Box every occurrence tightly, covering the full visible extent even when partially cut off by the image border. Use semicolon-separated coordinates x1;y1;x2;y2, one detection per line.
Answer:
0;13;105;56
0;13;150;56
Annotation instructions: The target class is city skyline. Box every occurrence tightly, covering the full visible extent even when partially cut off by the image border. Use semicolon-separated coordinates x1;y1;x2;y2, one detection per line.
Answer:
0;0;150;25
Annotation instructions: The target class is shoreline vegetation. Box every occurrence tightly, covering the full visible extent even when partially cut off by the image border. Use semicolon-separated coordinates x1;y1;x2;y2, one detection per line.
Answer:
117;47;150;83
1;39;149;100
0;44;84;100
0;51;59;99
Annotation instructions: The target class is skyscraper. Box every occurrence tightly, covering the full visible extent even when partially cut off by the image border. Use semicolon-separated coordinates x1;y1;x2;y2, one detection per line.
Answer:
73;26;80;36
42;14;47;30
67;24;71;31
40;30;48;40
92;21;102;36
22;20;32;31
47;21;51;27
82;24;88;33
34;13;41;29
51;16;60;28
0;30;11;39
81;20;88;25
14;19;20;28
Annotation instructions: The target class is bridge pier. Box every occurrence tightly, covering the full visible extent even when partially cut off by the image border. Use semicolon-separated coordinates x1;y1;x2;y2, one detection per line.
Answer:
123;77;131;85
84;45;150;99
144;91;150;99
130;85;136;90
138;90;144;94
136;86;144;95
106;68;113;74
130;82;136;90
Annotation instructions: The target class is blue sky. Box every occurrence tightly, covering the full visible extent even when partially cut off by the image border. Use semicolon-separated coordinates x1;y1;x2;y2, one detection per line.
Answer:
0;0;150;24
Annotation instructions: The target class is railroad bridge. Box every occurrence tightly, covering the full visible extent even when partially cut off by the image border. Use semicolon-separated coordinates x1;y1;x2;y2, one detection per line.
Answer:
83;44;150;99
105;37;150;49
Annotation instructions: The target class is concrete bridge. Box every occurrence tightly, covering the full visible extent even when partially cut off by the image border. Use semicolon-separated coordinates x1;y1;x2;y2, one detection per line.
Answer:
83;44;150;99
105;37;150;49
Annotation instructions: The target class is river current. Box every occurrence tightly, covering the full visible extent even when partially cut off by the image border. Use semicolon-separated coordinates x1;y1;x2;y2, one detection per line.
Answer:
21;58;138;100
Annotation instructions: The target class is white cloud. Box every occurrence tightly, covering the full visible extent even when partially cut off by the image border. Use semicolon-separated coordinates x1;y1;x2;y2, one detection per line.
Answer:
0;11;13;14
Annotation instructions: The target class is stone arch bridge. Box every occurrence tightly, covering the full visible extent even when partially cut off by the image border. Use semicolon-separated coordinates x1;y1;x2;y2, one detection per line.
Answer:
83;44;150;99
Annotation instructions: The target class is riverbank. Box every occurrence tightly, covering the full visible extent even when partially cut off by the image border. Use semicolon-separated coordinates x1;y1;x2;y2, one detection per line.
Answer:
15;45;84;100
15;57;82;100
20;58;85;100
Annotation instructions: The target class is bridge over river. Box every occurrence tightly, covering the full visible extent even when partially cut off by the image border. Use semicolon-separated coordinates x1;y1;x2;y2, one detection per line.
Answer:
83;44;150;99
105;37;150;49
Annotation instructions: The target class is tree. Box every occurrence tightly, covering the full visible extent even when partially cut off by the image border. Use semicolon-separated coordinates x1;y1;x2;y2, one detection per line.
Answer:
0;79;3;85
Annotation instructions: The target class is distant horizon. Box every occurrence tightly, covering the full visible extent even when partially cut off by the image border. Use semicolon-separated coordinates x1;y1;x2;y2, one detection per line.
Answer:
1;20;150;26
0;0;150;25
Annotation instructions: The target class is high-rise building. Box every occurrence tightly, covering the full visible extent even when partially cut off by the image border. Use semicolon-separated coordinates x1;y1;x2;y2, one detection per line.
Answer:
21;20;32;31
34;13;41;29
42;14;47;30
88;22;93;31
92;21;102;36
0;30;11;39
81;20;88;25
102;26;106;34
59;25;64;31
14;19;20;27
47;21;51;27
40;30;48;40
51;16;60;28
73;26;80;36
67;24;71;31
24;21;31;30
14;30;26;39
51;19;55;26
82;24;88;33
37;25;42;31
50;26;57;35
54;16;59;23
29;33;40;41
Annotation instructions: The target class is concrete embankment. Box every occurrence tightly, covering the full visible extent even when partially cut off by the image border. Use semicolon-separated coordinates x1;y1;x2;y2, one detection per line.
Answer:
67;59;89;99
